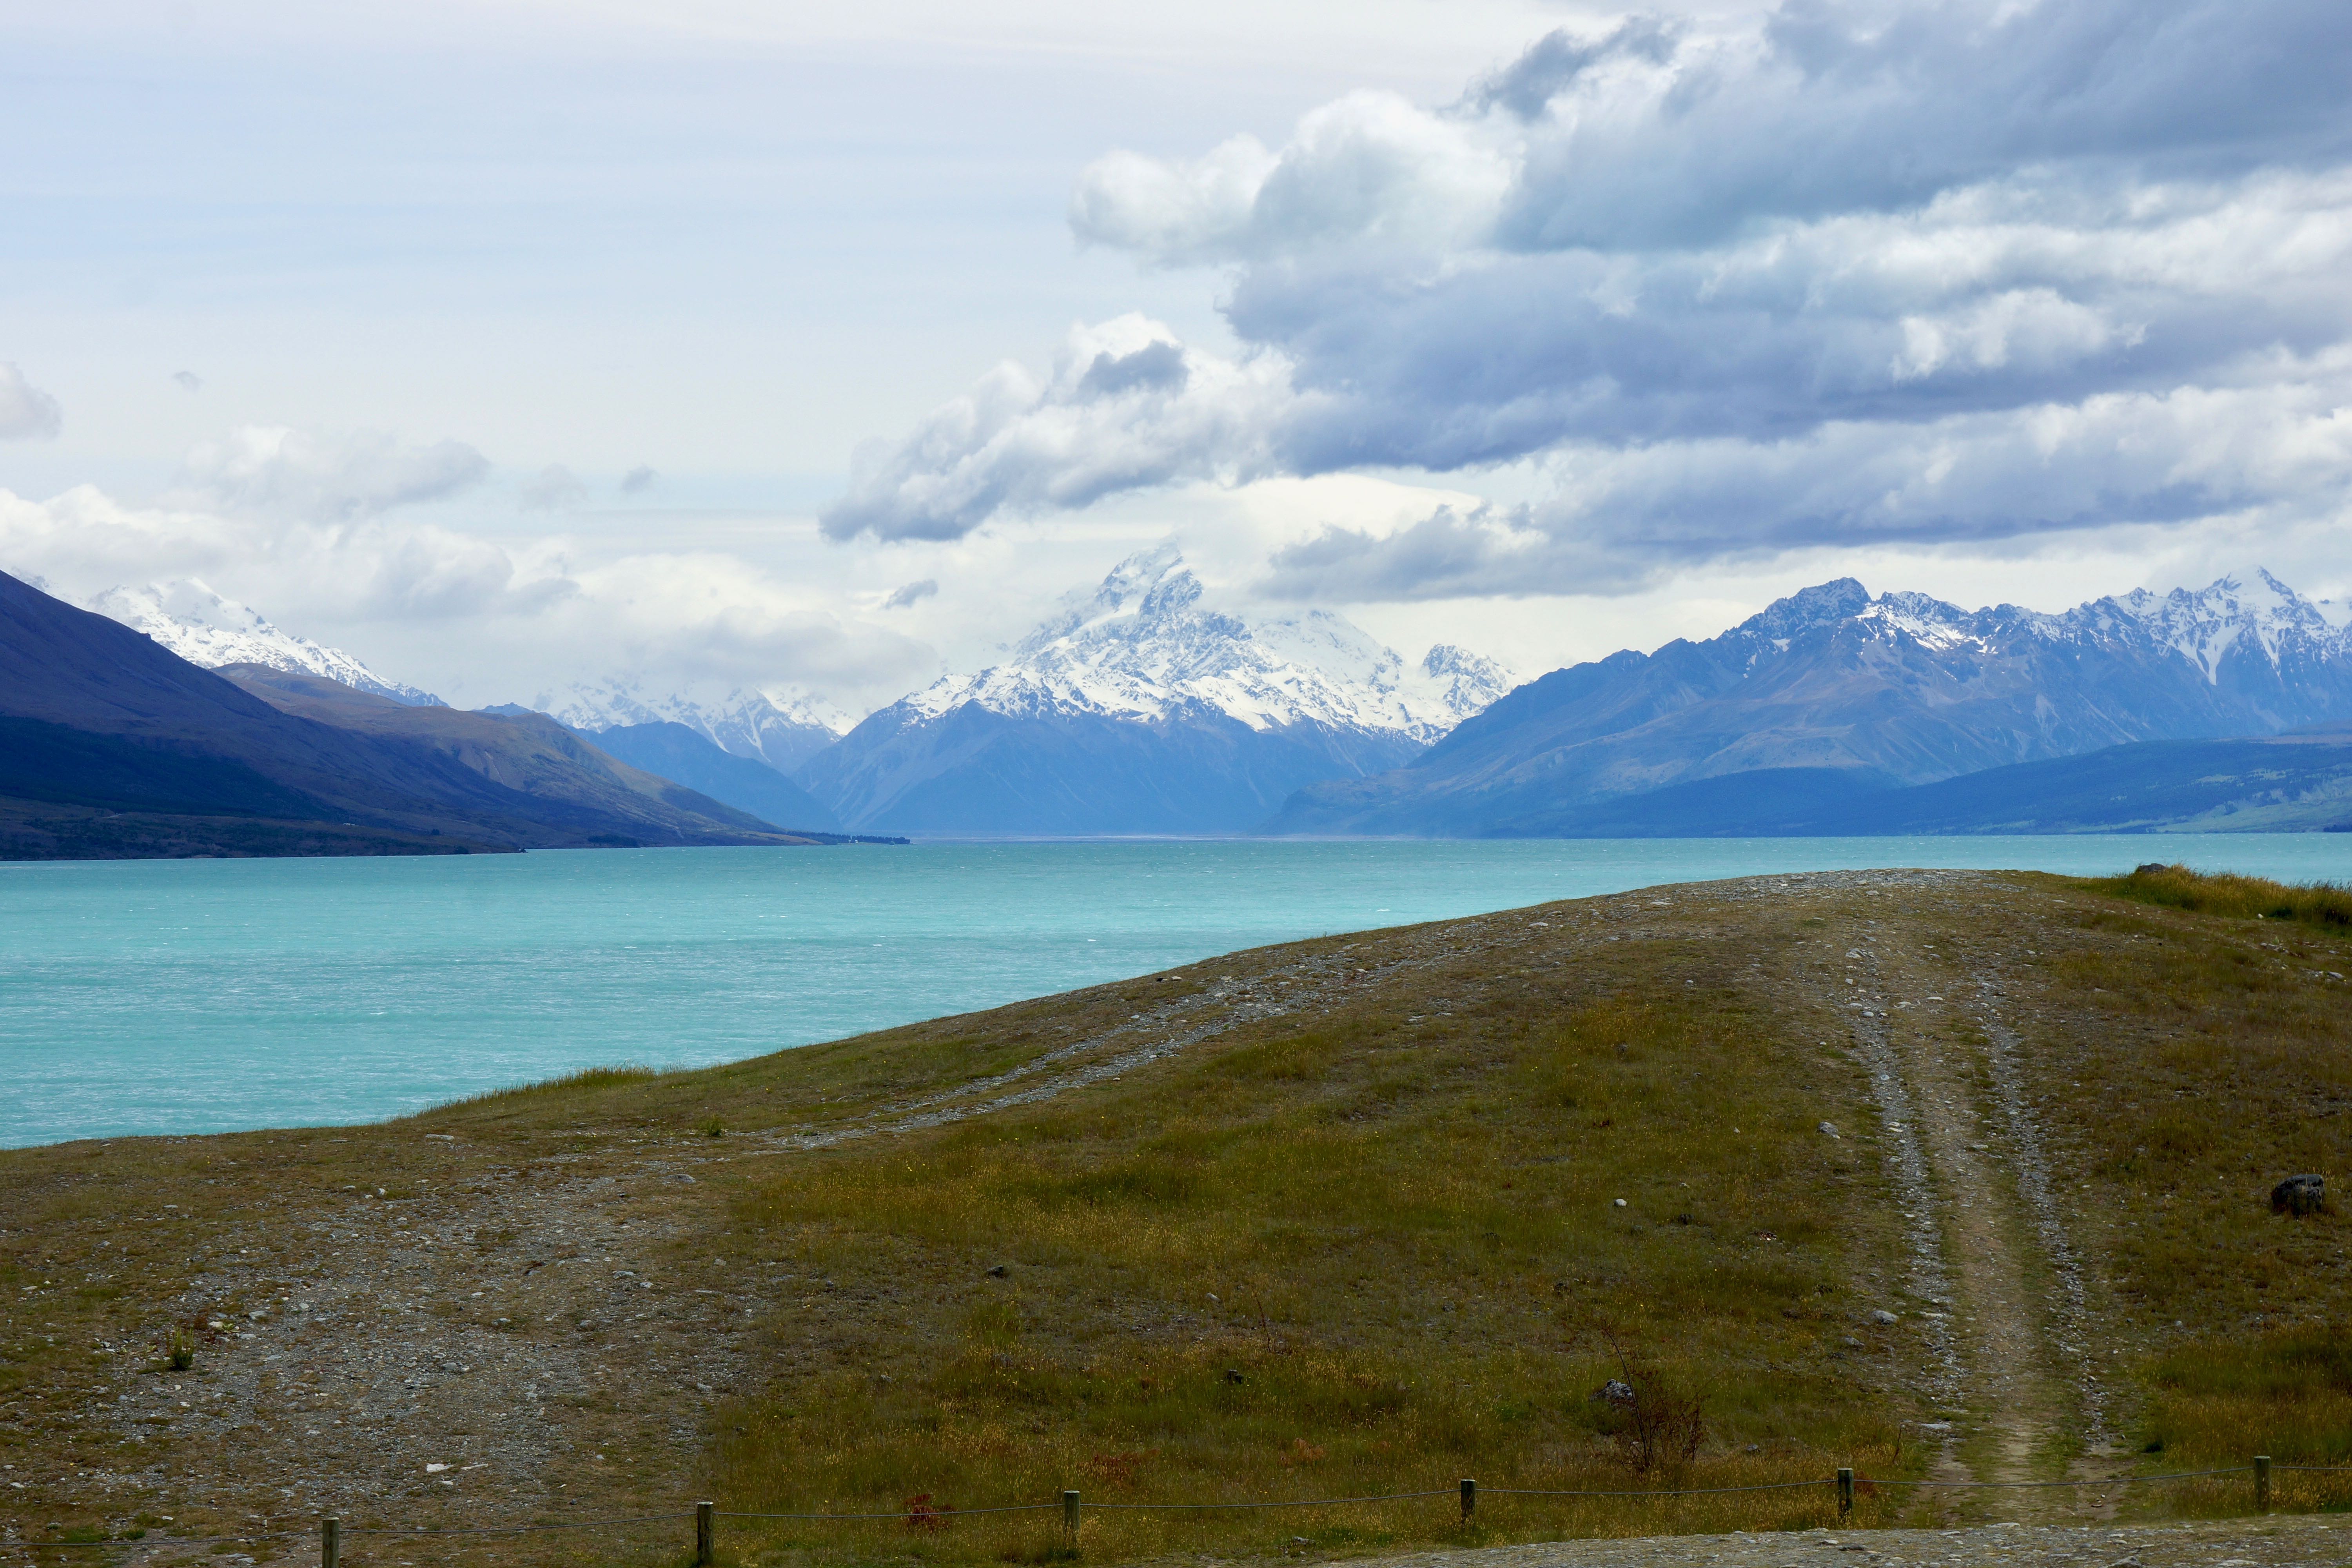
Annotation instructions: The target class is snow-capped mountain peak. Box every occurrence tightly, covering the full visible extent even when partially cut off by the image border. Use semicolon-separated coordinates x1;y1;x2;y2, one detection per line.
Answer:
537;680;851;775
87;580;445;706
911;548;1512;744
2103;566;2341;683
1412;643;1518;715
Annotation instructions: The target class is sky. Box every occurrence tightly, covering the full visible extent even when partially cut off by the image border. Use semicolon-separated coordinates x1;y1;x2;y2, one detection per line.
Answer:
2;0;2348;714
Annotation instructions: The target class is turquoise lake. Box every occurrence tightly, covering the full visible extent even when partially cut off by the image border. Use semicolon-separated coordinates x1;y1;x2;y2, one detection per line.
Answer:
5;834;2349;1147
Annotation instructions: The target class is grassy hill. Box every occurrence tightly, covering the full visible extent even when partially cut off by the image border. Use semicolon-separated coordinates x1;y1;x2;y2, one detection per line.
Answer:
3;867;2349;1568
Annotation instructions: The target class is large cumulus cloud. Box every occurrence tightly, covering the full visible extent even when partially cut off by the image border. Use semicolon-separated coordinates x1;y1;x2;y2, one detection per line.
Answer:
824;0;2352;594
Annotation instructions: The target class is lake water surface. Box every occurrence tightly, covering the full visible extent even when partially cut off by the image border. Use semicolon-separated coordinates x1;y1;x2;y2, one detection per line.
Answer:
5;834;2347;1147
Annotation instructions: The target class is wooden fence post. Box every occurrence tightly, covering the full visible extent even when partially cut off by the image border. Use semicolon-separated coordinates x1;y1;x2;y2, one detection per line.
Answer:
319;1516;339;1568
1459;1478;1476;1523
696;1500;715;1566
1837;1468;1854;1517
2255;1456;2271;1513
1063;1489;1081;1543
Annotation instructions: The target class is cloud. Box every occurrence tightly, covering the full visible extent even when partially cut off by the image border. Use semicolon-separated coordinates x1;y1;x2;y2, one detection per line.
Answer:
831;0;2352;590
619;465;658;495
0;478;558;624
0;469;937;714
882;577;938;609
520;463;588;512
820;314;1289;542
1263;368;2352;599
172;370;203;394
172;425;490;523
0;363;62;440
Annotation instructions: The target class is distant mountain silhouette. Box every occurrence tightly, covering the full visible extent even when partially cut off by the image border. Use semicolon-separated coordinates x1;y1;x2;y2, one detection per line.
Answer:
568;719;842;834
1269;571;2352;837
0;570;836;858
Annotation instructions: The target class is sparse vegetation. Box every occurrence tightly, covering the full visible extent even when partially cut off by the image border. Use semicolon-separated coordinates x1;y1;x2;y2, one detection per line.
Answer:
5;867;2352;1567
2097;862;2352;933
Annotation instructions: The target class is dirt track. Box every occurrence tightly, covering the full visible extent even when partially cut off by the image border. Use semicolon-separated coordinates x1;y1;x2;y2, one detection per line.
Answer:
1372;1514;2352;1568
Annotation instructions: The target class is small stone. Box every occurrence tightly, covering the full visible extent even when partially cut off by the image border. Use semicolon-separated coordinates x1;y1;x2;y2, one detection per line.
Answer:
1818;1121;1841;1138
1870;1310;1898;1325
1224;1367;1245;1384
986;1264;1008;1278
1613;1198;1628;1208
2272;1174;2325;1216
1593;1379;1636;1406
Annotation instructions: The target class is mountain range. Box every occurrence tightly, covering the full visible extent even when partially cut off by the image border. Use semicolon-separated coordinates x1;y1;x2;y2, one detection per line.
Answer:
40;553;2352;848
1270;569;2352;837
0;571;857;858
541;681;848;776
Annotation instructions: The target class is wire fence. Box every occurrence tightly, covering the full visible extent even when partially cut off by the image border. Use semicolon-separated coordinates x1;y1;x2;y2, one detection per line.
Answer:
7;1457;2341;1563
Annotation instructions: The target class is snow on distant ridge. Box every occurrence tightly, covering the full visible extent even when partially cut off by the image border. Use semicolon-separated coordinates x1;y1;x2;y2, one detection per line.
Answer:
892;546;1513;744
87;580;445;706
2105;567;2343;683
540;680;851;775
1739;566;2352;688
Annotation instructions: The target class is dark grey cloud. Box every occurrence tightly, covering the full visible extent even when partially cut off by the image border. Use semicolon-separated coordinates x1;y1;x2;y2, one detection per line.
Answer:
1464;17;1678;122
882;577;938;609
620;465;658;495
821;315;1279;543
1263;378;2340;599
1076;340;1189;399
1485;0;2350;254
828;0;2352;586
0;363;62;440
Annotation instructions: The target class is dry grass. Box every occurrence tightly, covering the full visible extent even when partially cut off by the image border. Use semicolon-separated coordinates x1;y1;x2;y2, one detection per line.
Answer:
7;866;2352;1567
2029;867;2352;1484
701;978;1913;1563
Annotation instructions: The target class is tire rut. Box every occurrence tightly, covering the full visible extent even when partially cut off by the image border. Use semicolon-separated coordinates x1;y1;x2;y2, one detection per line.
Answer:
1791;877;2107;1522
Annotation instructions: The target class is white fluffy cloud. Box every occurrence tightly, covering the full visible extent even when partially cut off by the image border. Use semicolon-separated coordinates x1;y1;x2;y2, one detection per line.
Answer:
826;0;2352;593
0;363;62;440
0;428;938;711
171;425;491;523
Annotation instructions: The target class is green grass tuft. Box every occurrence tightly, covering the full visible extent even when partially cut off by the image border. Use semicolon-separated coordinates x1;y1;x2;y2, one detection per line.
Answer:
2096;864;2352;935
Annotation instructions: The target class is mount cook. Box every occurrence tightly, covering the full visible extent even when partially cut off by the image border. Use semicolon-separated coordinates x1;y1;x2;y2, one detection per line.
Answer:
797;546;1516;834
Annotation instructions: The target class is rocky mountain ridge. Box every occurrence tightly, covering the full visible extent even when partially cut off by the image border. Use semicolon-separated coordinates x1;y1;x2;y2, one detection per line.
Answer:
542;681;850;776
1270;568;2352;837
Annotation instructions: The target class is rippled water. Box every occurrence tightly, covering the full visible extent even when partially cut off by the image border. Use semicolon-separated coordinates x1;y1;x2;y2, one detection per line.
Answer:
4;833;2344;1147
